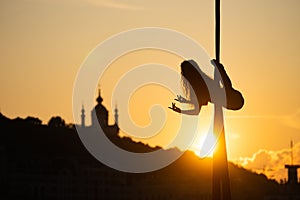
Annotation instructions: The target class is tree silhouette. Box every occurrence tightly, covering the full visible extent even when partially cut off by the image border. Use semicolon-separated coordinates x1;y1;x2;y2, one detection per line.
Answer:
25;116;42;125
48;116;65;127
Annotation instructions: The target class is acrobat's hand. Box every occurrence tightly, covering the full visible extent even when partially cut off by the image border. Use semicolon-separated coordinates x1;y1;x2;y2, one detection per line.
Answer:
168;102;181;113
211;59;232;88
175;95;188;103
211;59;227;80
211;59;224;70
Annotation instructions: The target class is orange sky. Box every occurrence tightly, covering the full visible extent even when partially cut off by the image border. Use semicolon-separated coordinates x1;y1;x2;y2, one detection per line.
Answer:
1;0;300;181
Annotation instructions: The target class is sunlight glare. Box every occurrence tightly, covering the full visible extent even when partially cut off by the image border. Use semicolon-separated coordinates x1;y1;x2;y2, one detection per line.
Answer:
192;131;216;158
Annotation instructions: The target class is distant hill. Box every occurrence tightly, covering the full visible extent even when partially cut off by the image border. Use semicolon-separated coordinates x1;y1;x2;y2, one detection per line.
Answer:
0;113;280;200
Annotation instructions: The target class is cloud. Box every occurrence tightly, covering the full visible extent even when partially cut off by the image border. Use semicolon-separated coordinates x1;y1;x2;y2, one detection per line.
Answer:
86;0;143;11
235;141;300;182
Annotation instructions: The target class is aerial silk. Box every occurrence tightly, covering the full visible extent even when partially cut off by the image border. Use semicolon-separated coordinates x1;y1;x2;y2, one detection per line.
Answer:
212;1;232;200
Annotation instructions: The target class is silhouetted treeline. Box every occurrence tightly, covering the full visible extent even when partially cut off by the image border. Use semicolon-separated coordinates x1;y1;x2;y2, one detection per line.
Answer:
0;113;285;200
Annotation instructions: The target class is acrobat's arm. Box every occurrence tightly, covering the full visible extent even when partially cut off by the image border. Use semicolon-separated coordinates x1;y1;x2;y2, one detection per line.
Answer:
174;95;193;104
180;108;200;115
168;102;200;115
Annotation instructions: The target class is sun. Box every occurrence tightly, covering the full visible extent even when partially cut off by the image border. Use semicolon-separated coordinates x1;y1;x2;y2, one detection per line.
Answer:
191;132;217;158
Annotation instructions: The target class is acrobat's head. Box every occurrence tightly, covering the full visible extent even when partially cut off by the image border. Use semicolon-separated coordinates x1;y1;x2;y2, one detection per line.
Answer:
181;60;201;84
180;60;199;78
180;60;200;99
180;60;211;105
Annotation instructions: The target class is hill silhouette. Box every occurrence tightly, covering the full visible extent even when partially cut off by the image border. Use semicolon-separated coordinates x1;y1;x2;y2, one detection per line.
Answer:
0;113;281;199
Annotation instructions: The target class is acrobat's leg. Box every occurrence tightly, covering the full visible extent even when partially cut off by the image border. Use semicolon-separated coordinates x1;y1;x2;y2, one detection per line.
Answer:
211;60;232;89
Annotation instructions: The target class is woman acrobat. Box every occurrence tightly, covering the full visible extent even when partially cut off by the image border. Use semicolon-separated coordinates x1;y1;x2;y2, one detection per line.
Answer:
169;59;244;115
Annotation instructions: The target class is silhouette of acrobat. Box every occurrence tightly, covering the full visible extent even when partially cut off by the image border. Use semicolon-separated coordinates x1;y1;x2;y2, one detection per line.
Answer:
169;59;244;114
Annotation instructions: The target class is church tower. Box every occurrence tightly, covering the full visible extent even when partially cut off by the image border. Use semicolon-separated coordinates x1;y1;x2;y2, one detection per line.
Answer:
81;104;85;128
89;85;119;137
91;87;109;128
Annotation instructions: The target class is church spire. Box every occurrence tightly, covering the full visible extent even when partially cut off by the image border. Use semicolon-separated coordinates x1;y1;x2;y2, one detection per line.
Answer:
81;103;85;128
114;104;119;125
96;85;103;104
